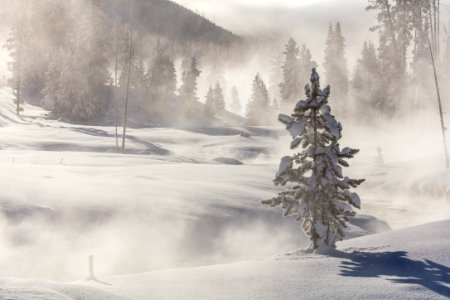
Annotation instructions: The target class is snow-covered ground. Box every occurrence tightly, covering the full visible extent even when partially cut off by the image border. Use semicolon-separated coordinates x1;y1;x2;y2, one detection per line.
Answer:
2;220;449;299
0;87;448;299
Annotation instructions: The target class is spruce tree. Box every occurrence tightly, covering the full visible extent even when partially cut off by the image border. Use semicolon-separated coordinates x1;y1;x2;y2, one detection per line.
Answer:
204;82;225;118
268;54;283;101
230;86;241;114
5;4;26;116
205;85;215;118
147;44;177;119
376;32;400;117
246;74;270;125
298;45;317;86
41;1;110;121
367;0;414;114
213;82;225;113
324;23;349;106
279;38;301;109
179;56;201;118
42;49;64;114
351;41;385;121
263;68;364;252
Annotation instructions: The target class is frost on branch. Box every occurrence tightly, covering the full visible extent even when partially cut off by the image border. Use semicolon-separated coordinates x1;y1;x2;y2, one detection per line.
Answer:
263;68;365;253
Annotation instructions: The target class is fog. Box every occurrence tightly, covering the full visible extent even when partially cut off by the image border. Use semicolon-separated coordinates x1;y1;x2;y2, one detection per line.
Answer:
0;0;449;286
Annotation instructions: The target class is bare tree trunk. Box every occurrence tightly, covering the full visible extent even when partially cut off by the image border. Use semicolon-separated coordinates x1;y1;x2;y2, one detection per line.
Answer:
121;27;133;154
114;23;119;153
383;0;398;51
433;0;438;55
428;39;449;169
429;1;435;53
437;0;440;57
16;13;22;116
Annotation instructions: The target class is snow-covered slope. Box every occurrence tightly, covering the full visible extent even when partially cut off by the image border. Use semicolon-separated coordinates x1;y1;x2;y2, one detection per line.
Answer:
0;87;449;299
1;219;448;300
87;219;450;300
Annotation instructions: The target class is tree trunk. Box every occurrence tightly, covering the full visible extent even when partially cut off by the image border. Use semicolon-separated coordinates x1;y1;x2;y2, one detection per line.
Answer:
428;39;449;168
383;0;398;51
16;15;22;116
121;27;133;154
437;0;440;56
114;23;119;153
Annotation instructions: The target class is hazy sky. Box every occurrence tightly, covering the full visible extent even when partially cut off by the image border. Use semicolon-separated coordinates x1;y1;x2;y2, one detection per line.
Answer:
173;0;337;9
172;0;375;71
171;0;369;31
172;1;373;39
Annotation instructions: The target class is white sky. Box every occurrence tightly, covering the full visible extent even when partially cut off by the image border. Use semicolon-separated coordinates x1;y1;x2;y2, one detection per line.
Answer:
173;0;336;9
172;0;340;25
171;0;369;39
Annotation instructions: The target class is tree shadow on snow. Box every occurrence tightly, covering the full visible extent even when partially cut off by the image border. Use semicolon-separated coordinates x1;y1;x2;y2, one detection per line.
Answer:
338;251;450;298
85;275;112;286
71;127;113;137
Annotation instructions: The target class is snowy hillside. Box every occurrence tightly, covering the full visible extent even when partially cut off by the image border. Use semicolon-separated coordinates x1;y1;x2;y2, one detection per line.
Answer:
0;87;449;299
1;220;449;299
84;219;450;300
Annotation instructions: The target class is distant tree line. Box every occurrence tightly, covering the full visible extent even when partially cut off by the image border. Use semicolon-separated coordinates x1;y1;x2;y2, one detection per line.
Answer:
4;0;240;126
5;0;449;127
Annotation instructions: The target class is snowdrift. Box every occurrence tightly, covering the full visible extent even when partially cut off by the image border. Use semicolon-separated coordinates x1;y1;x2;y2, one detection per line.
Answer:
0;219;447;300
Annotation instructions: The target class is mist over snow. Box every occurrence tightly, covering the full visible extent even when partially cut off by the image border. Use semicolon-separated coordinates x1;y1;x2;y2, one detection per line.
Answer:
0;0;449;299
173;0;377;66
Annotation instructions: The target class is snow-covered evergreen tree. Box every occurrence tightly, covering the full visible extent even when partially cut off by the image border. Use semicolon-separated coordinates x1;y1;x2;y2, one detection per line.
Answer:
204;82;225;118
205;85;215;118
279;38;301;109
42;1;110;121
263;68;364;253
351;41;386;121
298;45;317;87
230;86;241;114
5;3;27;116
324;23;349;107
246;73;270;125
179;56;201;118
376;33;400;117
213;82;225;113
367;0;413;115
271;97;280;111
42;49;64;114
147;43;177;118
268;54;283;101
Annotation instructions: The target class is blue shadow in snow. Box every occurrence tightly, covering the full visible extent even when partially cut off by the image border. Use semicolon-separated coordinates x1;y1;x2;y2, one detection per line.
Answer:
339;251;450;298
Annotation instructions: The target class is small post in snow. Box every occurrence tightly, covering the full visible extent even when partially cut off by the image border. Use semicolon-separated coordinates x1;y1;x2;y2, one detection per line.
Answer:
88;255;95;279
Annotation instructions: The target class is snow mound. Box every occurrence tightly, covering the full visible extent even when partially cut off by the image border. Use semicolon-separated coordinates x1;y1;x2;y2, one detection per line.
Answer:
4;220;443;300
84;219;448;300
1;202;56;223
213;157;243;165
346;214;391;239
